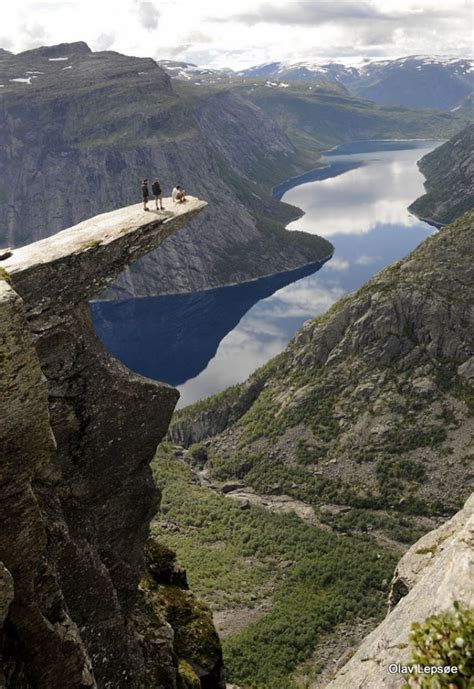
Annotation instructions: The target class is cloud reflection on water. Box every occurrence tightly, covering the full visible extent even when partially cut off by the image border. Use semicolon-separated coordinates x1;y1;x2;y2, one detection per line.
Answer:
92;141;441;408
284;148;436;237
176;143;439;406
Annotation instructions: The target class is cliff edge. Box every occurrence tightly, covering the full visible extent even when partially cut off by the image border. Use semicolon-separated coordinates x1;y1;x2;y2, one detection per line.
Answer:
409;124;474;225
0;199;224;688
326;493;473;688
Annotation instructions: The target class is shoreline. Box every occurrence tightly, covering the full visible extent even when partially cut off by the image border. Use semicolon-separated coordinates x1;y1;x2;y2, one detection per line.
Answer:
91;251;334;304
94;139;443;305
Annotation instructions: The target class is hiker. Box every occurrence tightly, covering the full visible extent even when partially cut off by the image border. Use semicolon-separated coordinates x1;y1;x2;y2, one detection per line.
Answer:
172;185;186;203
141;178;149;210
152;178;164;210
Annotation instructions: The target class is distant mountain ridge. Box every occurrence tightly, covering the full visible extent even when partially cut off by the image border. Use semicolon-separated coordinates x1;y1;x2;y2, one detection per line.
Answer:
0;42;333;297
0;43;468;298
160;55;474;111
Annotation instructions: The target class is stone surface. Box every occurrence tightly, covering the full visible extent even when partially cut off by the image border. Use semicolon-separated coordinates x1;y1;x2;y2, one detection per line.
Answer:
0;280;94;688
0;564;13;630
0;200;224;687
0;564;14;686
0;44;333;298
3;197;206;315
139;539;225;688
170;211;474;516
409;123;474;225
325;493;474;688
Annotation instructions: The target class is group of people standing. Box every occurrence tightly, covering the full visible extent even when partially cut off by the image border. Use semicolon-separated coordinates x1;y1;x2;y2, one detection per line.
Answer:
141;178;186;211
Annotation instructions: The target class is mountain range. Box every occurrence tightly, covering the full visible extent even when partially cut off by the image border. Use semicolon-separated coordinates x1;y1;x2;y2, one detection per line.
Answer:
0;40;473;689
160;55;474;111
160;127;474;686
0;43;468;298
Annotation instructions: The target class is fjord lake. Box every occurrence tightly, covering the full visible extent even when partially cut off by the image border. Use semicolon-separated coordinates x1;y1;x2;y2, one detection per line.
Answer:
92;140;442;407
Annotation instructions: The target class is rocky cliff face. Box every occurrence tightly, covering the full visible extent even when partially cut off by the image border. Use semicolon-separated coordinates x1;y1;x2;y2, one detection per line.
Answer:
1;43;466;300
170;210;474;535
409;124;474;225
0;43;332;298
325;493;473;688
0;199;224;688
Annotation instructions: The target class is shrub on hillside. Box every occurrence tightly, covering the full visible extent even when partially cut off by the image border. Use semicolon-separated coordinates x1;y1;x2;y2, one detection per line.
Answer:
403;602;474;688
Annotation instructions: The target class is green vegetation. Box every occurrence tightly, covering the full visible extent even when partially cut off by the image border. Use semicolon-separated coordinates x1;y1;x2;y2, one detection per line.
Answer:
141;557;221;687
403;602;474;688
320;509;427;544
296;438;328;464
177;660;200;689
80;239;102;250
151;446;398;689
206;447;443;520
241;83;468;155
0;267;11;284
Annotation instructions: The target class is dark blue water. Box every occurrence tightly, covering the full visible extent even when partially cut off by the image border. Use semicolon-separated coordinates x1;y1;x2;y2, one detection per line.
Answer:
92;140;442;407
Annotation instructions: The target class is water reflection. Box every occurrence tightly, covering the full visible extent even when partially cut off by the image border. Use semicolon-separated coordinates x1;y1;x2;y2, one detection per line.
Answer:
92;140;442;408
91;261;327;387
284;147;441;237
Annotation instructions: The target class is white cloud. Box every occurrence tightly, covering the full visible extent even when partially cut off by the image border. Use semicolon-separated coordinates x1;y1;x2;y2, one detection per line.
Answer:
0;0;471;67
355;254;381;265
283;146;437;237
325;257;351;271
94;32;115;51
134;0;160;31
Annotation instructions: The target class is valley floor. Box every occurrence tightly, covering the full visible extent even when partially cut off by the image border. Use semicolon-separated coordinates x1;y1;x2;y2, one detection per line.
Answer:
150;445;441;689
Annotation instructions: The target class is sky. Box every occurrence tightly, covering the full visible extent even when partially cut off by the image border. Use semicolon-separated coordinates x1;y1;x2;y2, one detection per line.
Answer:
0;0;472;69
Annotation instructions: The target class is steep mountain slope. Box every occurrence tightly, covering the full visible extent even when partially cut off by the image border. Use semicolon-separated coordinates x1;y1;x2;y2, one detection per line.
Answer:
327;493;474;688
0;202;225;688
0;44;468;298
409;124;474;224
237;81;465;156
170;210;474;530
0;43;331;298
150;210;473;688
451;91;474;118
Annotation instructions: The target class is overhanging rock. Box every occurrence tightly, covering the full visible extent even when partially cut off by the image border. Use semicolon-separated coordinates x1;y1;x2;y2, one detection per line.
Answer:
3;197;206;323
0;198;207;688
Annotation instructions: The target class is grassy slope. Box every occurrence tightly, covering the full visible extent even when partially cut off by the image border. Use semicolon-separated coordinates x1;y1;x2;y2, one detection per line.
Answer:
171;211;474;527
151;446;398;689
238;82;468;154
161;211;473;687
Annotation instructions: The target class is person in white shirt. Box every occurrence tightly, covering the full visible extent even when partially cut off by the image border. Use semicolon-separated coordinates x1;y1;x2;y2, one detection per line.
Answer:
172;185;186;203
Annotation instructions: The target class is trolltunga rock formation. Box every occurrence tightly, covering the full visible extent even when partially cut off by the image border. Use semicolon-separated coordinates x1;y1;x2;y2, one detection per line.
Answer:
0;198;226;688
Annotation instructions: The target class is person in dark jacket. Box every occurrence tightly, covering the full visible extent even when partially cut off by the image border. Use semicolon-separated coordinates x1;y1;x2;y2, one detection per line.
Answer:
152;178;164;210
141;178;149;210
